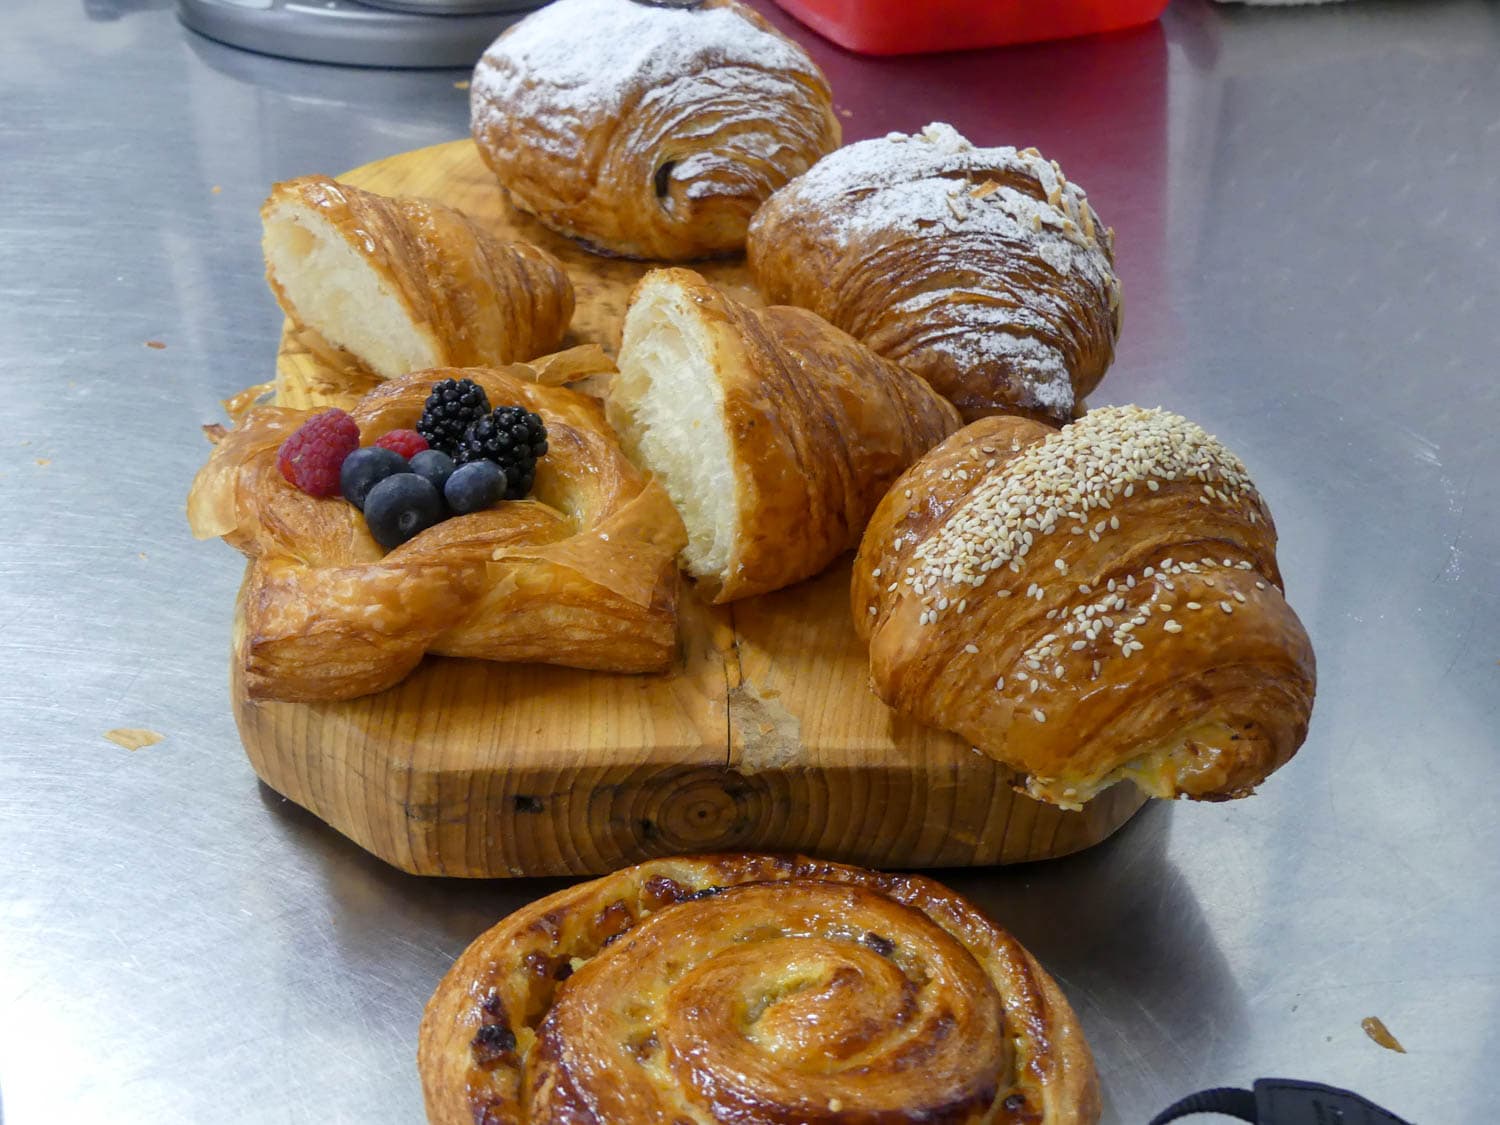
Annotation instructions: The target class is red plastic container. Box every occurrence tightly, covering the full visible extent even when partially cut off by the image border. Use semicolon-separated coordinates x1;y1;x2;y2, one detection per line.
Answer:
769;0;1171;55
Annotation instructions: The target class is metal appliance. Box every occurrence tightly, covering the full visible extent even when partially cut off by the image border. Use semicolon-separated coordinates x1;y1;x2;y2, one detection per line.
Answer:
177;0;547;68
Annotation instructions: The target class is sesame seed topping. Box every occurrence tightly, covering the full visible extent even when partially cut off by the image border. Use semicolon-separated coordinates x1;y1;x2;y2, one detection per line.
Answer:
868;605;877;615
964;643;979;654
902;407;1257;621
1186;601;1202;610
1233;591;1247;604
1219;601;1233;614
871;568;882;578
1033;709;1047;723
1164;619;1182;633
1255;580;1267;590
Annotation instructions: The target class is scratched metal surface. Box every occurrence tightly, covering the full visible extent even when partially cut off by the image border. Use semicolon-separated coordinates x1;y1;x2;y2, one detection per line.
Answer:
1;0;1496;1121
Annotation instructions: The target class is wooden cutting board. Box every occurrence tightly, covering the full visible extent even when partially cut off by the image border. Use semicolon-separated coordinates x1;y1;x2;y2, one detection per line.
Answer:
232;139;1145;877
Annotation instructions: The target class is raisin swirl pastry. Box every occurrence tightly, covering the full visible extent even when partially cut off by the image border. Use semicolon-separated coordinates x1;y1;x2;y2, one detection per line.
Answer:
470;0;840;260
187;358;685;702
852;406;1316;809
419;854;1100;1124
749;123;1122;424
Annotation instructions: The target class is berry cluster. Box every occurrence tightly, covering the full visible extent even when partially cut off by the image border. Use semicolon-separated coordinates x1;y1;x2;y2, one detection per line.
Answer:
274;379;548;550
417;378;548;500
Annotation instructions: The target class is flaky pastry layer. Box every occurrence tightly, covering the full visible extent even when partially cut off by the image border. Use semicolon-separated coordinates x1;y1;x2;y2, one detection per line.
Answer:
419;854;1100;1124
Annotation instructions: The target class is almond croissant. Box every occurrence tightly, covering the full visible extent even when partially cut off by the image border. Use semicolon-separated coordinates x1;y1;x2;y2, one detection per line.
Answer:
749;123;1122;424
853;406;1316;808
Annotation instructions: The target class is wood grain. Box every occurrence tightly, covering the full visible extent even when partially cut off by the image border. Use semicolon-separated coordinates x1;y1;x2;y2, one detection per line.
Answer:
233;139;1145;876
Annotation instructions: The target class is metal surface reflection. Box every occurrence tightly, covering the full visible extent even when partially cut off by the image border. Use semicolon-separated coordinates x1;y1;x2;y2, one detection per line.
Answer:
1;0;1496;1122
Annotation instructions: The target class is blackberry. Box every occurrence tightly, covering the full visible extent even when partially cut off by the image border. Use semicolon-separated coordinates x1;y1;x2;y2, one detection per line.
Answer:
454;406;548;500
415;378;491;455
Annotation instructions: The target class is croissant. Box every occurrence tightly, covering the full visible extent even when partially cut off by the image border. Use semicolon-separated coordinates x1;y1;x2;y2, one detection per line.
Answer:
853;406;1316;808
470;0;840;261
748;123;1122;424
187;356;685;702
607;268;961;602
419;853;1100;1124
262;175;573;381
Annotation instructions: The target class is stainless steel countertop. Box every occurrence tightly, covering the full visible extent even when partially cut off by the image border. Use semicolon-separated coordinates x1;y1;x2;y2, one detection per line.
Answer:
3;1;1496;1121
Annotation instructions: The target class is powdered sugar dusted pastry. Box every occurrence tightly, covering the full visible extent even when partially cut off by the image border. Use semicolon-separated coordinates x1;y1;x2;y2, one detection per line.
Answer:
749;123;1122;424
470;0;840;261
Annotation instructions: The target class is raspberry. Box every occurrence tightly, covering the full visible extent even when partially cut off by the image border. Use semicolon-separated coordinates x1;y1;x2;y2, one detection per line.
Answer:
374;428;429;459
277;408;360;497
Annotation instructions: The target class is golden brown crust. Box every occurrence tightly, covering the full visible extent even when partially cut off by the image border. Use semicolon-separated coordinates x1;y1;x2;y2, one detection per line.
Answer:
748;125;1121;424
852;408;1316;807
263;175;574;375
418;854;1100;1124
188;360;685;702
614;269;962;602
470;0;839;261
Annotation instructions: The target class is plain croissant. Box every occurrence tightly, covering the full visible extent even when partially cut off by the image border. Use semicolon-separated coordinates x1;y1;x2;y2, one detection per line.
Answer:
853;406;1316;808
607;268;961;602
262;175;573;381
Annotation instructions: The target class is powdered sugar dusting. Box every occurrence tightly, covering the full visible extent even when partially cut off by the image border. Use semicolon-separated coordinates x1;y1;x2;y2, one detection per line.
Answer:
757;123;1121;419
472;0;816;155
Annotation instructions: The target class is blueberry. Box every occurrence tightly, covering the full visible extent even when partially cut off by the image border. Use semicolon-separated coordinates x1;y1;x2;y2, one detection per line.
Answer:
408;448;455;494
340;446;409;510
363;473;443;549
444;460;507;515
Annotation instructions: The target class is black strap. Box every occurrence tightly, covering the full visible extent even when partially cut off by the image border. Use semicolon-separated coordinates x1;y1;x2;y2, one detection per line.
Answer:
1150;1078;1414;1124
1150;1086;1258;1123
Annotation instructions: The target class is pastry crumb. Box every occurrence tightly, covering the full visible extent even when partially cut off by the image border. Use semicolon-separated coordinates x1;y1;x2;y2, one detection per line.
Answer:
34;458;50;467
211;185;222;194
145;339;166;349
454;79;470;90
105;728;163;751
1361;1016;1405;1053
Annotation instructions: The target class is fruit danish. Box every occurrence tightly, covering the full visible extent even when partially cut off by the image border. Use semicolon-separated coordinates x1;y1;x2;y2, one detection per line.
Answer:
853;406;1316;808
262;175;573;381
187;358;685;702
418;853;1100;1124
607;269;961;602
470;0;840;261
749;123;1122;424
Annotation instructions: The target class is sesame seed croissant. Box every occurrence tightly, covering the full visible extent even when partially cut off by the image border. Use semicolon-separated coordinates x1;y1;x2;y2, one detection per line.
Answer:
187;359;684;702
852;406;1316;808
419;853;1100;1124
749;123;1121;424
470;0;840;260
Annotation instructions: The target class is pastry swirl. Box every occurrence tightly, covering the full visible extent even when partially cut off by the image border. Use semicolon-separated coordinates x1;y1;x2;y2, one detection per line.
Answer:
419;854;1100;1124
188;357;685;701
471;0;840;261
853;406;1316;807
748;123;1121;423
